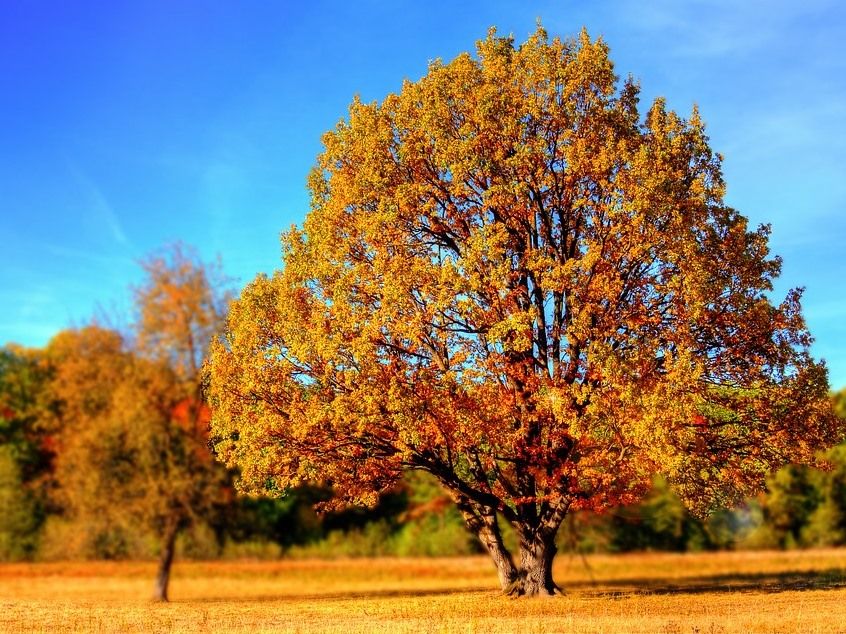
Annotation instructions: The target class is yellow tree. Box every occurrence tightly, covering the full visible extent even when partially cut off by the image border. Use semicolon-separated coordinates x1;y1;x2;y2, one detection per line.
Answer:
44;327;147;558
48;246;232;601
206;28;841;595
131;244;232;601
134;242;230;388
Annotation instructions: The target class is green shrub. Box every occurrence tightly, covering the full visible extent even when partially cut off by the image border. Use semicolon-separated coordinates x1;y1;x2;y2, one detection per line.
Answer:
0;446;40;560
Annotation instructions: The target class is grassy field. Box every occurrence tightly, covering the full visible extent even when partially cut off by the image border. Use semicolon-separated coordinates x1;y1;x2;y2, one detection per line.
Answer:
2;549;846;633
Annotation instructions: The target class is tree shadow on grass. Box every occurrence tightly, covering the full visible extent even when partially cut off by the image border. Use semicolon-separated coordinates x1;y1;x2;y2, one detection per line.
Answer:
572;568;846;598
188;569;846;603
191;585;496;603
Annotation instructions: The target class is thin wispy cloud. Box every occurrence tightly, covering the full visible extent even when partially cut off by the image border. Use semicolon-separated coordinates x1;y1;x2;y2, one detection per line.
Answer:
42;242;135;267
0;286;69;345
67;162;131;247
614;0;839;59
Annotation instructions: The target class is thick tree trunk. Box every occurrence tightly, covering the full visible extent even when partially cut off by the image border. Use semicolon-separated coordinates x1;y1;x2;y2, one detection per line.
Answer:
509;534;561;597
439;475;568;597
152;523;178;602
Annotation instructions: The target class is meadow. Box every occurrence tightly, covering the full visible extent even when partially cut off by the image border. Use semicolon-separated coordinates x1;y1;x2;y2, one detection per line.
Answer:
2;549;845;633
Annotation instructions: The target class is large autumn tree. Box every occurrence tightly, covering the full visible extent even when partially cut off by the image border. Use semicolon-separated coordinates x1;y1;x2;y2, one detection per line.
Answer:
206;28;841;595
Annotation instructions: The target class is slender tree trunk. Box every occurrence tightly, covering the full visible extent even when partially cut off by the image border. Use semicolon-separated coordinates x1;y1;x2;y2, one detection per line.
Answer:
477;512;519;590
152;522;179;602
452;495;518;590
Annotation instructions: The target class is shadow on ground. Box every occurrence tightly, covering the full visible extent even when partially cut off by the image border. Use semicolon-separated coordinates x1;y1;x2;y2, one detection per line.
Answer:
571;568;846;597
190;586;495;603
189;568;846;603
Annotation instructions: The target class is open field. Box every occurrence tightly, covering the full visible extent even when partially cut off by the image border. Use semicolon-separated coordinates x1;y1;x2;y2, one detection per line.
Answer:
2;550;846;633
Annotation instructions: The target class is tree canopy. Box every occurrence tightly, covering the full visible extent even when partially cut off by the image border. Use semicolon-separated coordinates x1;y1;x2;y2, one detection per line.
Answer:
47;245;232;601
0;345;52;560
206;27;841;595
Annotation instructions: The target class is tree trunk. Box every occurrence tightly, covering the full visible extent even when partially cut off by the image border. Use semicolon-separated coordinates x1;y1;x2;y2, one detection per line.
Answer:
152;522;179;602
509;533;561;597
477;514;519;591
441;479;567;597
451;495;519;590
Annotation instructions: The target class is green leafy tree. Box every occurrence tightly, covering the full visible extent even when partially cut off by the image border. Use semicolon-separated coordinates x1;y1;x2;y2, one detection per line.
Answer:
0;346;53;559
750;466;820;549
0;445;41;559
801;443;846;546
609;477;708;552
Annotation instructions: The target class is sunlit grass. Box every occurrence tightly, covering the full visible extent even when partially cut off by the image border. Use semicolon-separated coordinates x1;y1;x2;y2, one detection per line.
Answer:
2;549;845;632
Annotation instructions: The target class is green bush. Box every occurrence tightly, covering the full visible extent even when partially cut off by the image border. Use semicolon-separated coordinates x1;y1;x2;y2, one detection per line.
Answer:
286;521;396;558
0;446;40;560
220;539;283;560
392;511;478;557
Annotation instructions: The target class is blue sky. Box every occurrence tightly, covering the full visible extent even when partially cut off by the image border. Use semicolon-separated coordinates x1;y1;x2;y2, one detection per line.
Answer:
1;1;845;387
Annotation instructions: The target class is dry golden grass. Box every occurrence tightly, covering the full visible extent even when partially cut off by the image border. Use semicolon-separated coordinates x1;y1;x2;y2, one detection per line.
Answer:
2;549;846;633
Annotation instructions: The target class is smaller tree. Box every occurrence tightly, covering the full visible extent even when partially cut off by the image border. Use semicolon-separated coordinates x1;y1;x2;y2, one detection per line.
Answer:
47;245;232;601
131;244;232;600
134;242;230;388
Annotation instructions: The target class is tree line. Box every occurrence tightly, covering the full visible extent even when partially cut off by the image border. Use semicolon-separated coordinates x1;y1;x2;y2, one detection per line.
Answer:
0;245;231;600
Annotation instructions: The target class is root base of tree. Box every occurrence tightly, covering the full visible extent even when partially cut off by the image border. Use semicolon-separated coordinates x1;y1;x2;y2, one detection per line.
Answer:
504;580;565;598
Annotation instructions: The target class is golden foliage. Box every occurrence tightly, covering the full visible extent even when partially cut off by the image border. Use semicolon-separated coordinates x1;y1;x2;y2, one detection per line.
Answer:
46;245;232;568
134;242;231;387
206;27;841;591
